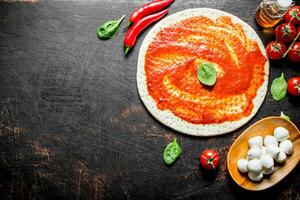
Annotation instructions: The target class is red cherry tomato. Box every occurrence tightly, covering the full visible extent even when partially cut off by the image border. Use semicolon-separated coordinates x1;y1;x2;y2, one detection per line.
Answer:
266;41;287;60
287;77;300;96
298;27;300;41
287;42;300;62
275;23;297;43
200;149;220;171
284;6;300;25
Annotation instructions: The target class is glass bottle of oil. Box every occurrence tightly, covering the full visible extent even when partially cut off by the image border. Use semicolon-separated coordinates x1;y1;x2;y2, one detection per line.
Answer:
255;0;293;28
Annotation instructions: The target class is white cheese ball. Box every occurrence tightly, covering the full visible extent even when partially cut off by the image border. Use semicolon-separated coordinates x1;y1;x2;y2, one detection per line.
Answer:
261;146;266;157
248;171;263;182
248;136;263;148
248;159;262;173
265;144;280;159
247;146;263;160
279;140;293;155
264;135;278;147
263;166;274;175
274;127;289;142
261;154;274;169
275;150;287;164
237;159;248;173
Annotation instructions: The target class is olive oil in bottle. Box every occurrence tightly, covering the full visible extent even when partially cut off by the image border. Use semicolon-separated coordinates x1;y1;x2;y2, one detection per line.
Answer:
255;0;293;28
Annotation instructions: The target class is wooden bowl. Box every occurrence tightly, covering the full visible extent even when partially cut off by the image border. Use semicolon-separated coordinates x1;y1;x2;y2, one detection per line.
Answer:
227;116;300;191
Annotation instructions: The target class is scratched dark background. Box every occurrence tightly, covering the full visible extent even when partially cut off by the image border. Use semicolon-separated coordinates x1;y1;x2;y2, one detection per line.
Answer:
0;0;299;199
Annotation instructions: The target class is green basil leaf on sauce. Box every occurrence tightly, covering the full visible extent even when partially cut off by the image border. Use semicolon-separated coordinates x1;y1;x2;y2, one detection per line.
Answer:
280;111;291;122
271;73;287;101
163;138;182;165
197;62;217;86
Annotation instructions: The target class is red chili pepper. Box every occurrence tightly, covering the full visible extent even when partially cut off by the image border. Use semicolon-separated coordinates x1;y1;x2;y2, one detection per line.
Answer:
124;9;168;55
128;0;174;26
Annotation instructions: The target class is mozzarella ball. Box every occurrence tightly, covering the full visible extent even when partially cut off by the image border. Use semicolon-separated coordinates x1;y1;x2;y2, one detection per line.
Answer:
264;135;278;146
275;150;287;164
248;136;263;148
274;127;289;142
248;159;262;173
248;171;263;182
279;140;293;155
237;159;248;173
261;146;266;156
261;154;274;169
265;144;280;159
263;166;274;175
247;146;263;160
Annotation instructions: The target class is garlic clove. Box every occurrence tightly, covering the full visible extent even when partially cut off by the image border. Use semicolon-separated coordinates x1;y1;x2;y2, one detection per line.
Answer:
275;150;287;164
265;144;280;159
279;140;293;155
247;146;263;160
248;136;263;148
261;154;274;169
274;127;289;142
247;159;262;173
248;171;263;182
263;166;274;175
237;159;248;173
264;135;278;146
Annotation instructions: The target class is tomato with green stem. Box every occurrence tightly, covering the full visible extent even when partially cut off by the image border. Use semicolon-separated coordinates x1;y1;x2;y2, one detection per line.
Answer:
266;41;287;60
200;149;220;171
275;23;297;43
287;42;300;62
284;6;300;25
287;77;300;96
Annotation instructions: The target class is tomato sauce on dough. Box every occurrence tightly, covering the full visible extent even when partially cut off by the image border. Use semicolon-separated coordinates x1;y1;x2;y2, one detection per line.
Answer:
145;16;267;124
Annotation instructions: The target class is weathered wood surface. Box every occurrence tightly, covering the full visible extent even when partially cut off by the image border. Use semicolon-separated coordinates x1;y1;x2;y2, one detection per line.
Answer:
0;0;299;199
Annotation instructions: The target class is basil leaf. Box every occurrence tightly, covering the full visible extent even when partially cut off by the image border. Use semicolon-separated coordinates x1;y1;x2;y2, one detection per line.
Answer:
97;15;125;40
280;111;291;122
271;73;287;101
163;138;182;165
197;62;217;86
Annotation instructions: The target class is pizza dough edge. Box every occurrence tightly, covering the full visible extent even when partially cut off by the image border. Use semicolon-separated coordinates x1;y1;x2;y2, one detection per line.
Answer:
136;8;269;136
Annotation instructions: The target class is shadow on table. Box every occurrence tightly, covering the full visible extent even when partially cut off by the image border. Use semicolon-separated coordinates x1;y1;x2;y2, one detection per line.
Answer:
288;95;300;108
198;164;219;180
227;166;299;199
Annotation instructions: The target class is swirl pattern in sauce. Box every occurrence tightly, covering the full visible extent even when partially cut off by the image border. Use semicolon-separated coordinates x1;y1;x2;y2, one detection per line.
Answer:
145;16;267;124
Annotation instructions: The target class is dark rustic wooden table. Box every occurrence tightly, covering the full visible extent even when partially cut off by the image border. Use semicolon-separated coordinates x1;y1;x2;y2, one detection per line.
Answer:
0;0;299;199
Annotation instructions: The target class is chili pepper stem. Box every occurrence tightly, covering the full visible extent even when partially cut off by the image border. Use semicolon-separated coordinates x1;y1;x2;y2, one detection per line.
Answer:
123;21;132;32
283;32;300;58
124;46;131;55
